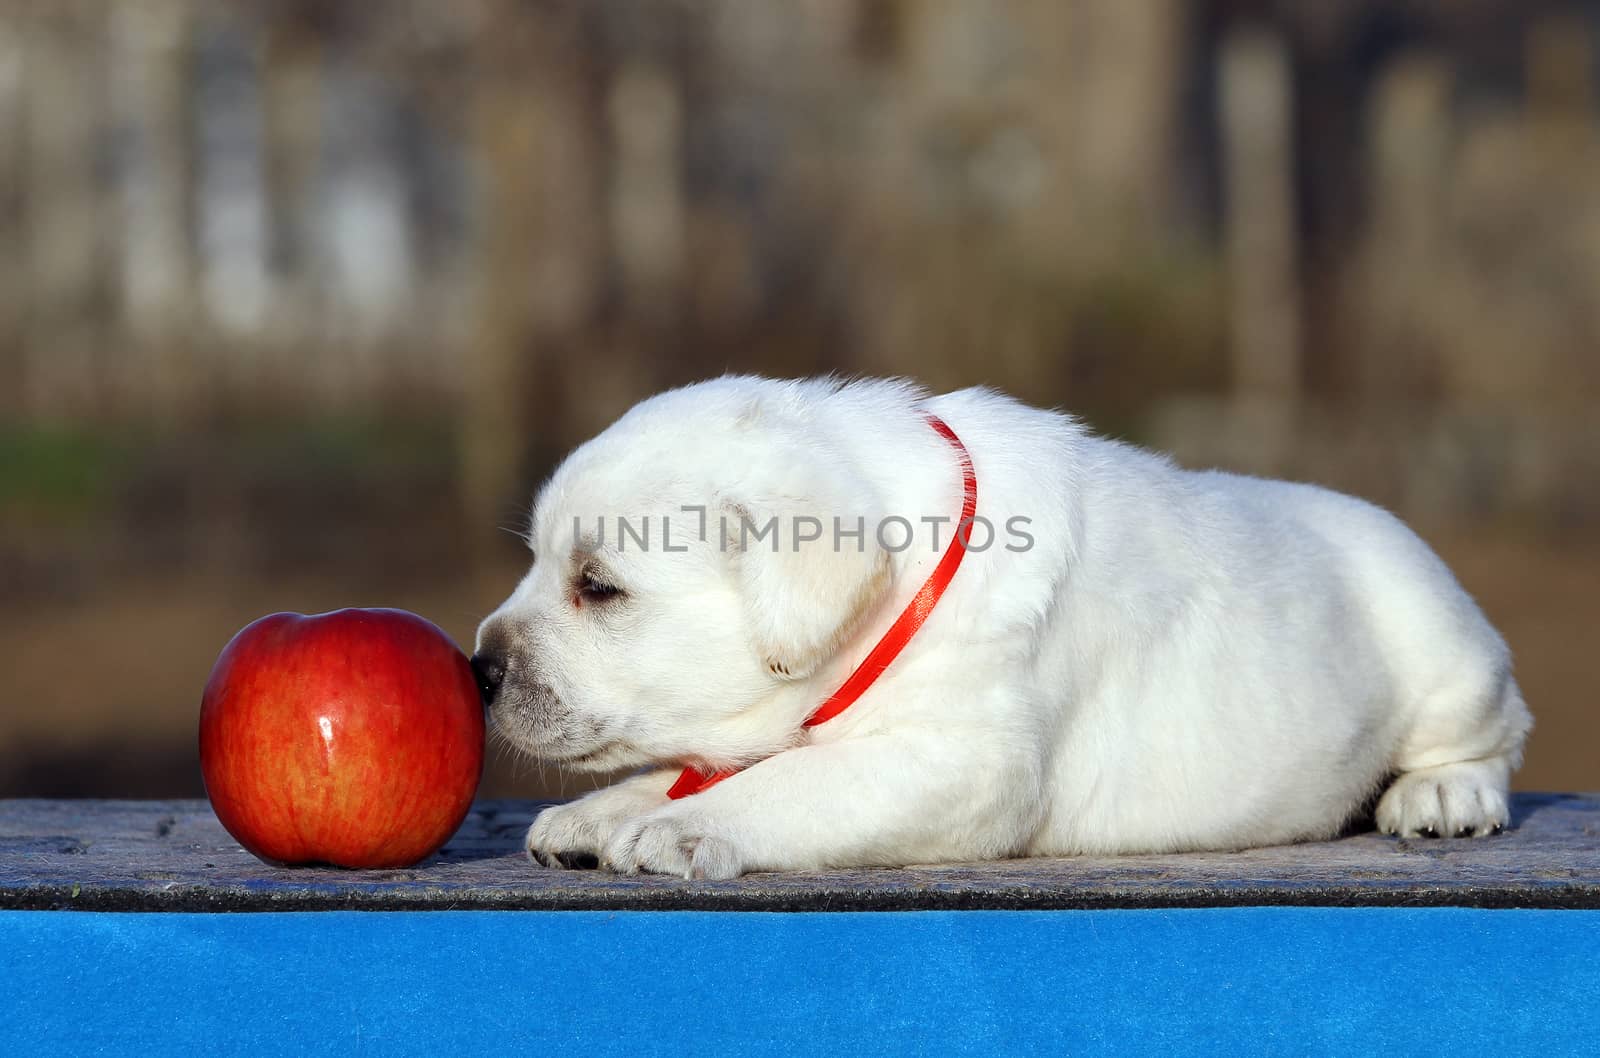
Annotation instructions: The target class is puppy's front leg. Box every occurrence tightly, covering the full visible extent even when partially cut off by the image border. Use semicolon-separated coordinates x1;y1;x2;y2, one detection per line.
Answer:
602;733;1039;880
525;768;678;869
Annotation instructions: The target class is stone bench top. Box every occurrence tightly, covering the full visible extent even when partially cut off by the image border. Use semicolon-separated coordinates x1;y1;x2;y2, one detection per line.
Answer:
2;793;1596;912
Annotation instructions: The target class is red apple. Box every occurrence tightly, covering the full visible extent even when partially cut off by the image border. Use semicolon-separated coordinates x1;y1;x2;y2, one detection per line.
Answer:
199;608;484;868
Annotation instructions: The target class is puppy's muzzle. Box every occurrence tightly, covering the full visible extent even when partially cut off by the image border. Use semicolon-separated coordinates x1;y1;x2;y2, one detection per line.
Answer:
473;616;526;707
470;652;506;707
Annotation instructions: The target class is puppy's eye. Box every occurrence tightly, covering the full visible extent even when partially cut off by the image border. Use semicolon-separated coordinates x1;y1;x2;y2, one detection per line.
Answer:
576;569;623;605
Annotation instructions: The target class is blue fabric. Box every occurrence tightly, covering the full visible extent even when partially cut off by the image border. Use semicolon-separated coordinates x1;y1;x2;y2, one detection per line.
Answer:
2;907;1597;1057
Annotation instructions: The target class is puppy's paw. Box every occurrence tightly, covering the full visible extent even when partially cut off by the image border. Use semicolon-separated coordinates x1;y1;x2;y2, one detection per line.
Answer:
525;775;673;869
524;802;607;869
1376;761;1510;839
601;807;744;880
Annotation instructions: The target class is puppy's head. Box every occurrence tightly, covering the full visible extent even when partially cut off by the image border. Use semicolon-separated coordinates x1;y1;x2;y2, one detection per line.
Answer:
474;380;891;773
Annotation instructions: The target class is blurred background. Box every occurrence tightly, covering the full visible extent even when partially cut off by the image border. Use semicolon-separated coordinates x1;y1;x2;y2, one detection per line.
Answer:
0;0;1595;801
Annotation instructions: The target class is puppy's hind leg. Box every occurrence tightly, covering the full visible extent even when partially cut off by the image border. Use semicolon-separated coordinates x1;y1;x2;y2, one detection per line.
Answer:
1376;757;1511;838
1376;677;1532;839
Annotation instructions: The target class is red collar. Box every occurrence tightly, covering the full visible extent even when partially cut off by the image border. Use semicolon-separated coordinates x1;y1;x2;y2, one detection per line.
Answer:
667;413;977;799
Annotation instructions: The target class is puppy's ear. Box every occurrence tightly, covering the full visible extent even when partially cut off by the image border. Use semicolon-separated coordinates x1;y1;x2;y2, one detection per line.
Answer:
724;497;891;681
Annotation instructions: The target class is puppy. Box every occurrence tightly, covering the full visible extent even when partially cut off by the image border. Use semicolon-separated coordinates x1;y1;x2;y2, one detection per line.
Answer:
474;376;1530;879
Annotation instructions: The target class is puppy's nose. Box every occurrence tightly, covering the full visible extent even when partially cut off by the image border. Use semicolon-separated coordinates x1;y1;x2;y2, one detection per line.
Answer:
470;652;506;705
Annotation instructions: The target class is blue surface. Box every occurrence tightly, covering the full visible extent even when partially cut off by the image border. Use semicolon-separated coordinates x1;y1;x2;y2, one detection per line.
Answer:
3;907;1598;1057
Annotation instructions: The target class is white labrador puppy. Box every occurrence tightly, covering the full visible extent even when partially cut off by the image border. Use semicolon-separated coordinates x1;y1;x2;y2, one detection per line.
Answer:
473;376;1530;879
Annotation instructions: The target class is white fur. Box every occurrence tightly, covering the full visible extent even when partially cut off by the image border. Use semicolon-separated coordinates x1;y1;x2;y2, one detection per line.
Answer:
477;376;1531;878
